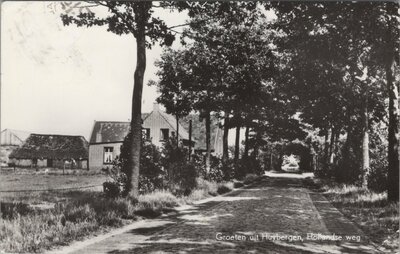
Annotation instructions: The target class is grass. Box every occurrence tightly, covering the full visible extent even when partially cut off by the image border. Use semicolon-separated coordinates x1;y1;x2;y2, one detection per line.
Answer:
243;173;259;185
0;174;239;253
0;168;107;193
322;183;399;251
0;191;136;253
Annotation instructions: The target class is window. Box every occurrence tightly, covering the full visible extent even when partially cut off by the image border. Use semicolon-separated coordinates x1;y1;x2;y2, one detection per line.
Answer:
104;147;113;164
160;128;169;141
142;128;150;140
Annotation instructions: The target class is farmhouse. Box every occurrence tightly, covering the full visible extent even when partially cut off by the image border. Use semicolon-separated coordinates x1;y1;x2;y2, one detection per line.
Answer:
9;134;88;169
89;103;195;171
0;129;31;166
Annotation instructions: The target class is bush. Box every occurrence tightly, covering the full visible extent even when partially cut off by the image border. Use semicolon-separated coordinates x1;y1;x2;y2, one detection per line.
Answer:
196;177;218;196
1;202;32;219
165;161;197;196
243;174;258;185
217;182;233;195
106;131;163;196
368;164;387;193
103;181;121;198
161;138;198;195
136;190;179;216
233;181;244;188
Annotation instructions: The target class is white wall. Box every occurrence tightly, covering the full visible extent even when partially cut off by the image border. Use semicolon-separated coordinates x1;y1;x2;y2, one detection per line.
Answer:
89;142;122;171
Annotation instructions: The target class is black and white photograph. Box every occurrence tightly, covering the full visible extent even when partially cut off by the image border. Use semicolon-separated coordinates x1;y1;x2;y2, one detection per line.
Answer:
0;1;399;253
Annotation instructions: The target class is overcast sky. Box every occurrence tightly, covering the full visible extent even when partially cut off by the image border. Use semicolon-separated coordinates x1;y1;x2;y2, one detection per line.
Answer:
1;2;269;144
1;2;189;140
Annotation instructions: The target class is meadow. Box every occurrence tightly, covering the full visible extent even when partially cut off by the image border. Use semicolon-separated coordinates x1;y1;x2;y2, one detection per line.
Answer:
0;167;245;253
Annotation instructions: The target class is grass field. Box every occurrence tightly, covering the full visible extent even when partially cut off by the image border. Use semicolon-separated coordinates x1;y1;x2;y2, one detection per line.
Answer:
0;168;244;253
0;169;107;191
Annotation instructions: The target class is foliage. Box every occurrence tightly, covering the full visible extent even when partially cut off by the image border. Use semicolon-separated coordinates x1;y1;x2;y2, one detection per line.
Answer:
107;131;163;196
103;181;121;198
368;123;389;192
217;184;232;195
233;181;244;188
161;138;198;196
323;183;399;251
135;190;179;217
243;174;259;185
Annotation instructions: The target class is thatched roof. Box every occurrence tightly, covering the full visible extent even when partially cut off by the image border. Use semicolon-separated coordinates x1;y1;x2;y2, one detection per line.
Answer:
9;134;88;160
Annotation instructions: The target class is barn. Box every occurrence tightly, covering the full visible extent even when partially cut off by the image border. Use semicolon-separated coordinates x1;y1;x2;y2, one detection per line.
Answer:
88;103;195;171
0;129;31;166
9;134;88;169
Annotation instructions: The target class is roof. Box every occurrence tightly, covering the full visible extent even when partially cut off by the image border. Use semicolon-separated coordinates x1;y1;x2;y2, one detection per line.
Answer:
89;108;195;144
89;121;130;144
9;134;88;160
89;114;150;144
1;129;31;146
157;111;190;140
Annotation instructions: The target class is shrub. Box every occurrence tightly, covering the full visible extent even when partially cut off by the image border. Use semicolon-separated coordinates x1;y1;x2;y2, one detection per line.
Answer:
0;202;32;219
136;190;179;216
243;174;258;185
196;177;218;196
217;182;233;195
161;138;198;195
164;161;197;196
233;181;244;188
106;131;163;196
186;189;209;202
103;181;121;198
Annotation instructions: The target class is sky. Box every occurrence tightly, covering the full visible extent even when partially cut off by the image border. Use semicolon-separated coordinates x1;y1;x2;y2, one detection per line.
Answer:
1;1;262;144
1;2;188;140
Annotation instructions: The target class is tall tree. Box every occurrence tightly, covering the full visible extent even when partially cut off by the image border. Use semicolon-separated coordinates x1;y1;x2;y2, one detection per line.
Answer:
61;2;175;197
270;2;392;188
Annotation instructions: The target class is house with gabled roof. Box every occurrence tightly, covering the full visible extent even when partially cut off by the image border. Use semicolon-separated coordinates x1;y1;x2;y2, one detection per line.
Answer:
88;103;195;171
9;134;88;169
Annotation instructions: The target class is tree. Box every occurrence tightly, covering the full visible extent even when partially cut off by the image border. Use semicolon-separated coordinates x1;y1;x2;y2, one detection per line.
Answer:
151;49;193;144
61;2;175;198
269;2;394;189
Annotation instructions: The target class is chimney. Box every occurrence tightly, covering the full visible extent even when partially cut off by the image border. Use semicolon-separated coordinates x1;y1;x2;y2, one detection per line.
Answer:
153;102;160;112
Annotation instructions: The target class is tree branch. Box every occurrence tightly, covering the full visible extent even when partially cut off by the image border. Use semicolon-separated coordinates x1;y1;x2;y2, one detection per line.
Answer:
96;1;137;35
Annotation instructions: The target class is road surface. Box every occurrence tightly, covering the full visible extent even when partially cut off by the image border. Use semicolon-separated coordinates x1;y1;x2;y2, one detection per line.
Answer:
50;173;382;254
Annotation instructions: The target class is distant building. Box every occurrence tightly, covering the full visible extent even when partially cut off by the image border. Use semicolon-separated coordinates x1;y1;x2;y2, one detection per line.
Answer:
0;129;31;166
9;134;88;169
88;103;195;171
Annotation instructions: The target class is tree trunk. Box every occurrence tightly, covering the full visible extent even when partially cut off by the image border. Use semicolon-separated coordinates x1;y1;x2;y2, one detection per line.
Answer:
333;131;340;165
253;128;261;159
244;125;250;158
127;9;147;198
205;111;211;173
362;92;370;188
234;126;240;163
188;119;192;161
329;128;334;164
222;111;229;163
329;128;336;165
386;57;399;202
176;114;179;145
324;129;330;166
270;152;273;171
